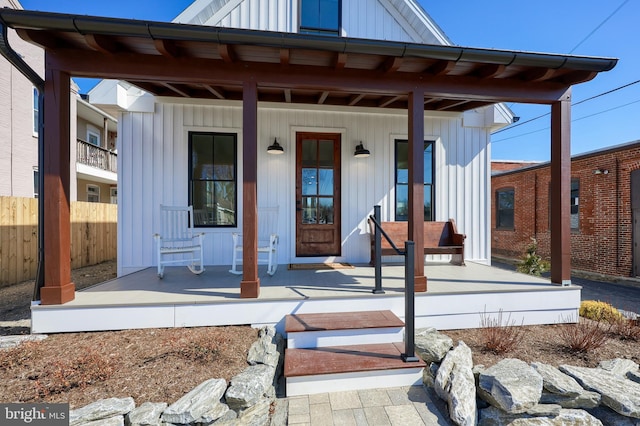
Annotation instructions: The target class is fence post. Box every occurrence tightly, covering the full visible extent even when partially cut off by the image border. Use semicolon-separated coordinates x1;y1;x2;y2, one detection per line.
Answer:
373;205;385;294
402;240;419;362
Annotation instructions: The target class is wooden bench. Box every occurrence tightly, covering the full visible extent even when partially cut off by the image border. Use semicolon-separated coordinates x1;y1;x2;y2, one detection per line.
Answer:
368;219;466;266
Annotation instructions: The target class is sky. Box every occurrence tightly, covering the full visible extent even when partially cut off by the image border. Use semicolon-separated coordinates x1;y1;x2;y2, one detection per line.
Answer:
18;0;640;161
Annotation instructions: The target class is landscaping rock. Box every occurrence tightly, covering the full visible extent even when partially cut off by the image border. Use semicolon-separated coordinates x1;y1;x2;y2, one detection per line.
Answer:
587;406;640;426
540;390;601;409
415;328;453;364
80;416;124;426
70;397;135;426
478;406;604;425
434;341;476;425
598;358;639;378
561;364;640;419
125;401;166;426
0;334;47;349
196;401;230;424
628;370;640;384
226;364;276;411
161;378;227;424
531;362;583;396
247;326;284;372
478;358;543;414
234;399;271;426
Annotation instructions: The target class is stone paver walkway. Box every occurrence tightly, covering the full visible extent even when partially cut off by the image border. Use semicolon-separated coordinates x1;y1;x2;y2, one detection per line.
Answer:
286;386;451;425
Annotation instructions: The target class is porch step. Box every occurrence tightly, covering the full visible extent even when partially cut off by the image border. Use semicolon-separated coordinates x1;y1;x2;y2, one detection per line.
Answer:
285;310;404;349
284;342;425;396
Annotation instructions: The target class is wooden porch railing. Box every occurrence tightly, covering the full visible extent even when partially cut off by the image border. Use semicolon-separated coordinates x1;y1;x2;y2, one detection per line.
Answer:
76;139;117;173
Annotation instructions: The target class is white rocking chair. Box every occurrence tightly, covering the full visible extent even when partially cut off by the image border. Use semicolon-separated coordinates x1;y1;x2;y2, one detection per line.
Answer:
154;205;206;279
230;206;279;276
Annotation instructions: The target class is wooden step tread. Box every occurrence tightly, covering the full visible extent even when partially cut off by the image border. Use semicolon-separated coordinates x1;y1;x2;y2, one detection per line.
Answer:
284;342;425;377
285;310;404;333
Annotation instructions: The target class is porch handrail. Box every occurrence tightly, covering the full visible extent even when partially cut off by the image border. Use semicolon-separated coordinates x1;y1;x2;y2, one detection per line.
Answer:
369;204;418;363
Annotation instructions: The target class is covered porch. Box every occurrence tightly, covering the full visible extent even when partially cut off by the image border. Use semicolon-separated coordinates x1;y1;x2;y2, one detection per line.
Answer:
30;262;580;334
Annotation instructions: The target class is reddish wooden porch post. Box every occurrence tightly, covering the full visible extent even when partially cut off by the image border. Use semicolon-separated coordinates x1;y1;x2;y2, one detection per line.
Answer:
40;62;75;305
408;90;427;292
550;94;572;285
240;80;260;298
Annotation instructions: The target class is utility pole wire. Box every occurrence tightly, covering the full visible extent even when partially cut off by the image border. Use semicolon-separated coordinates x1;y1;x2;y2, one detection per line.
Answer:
492;78;640;135
569;0;630;53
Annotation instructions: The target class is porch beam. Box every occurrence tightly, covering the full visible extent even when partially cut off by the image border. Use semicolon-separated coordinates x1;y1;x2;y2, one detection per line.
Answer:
40;61;75;305
241;80;260;298
408;90;427;292
550;93;572;285
47;51;573;104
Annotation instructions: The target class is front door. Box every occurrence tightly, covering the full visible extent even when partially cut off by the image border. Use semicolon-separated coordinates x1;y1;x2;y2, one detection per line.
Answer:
296;132;341;256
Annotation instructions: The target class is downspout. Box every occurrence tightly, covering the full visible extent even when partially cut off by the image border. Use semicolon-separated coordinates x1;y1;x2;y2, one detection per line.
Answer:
0;19;46;301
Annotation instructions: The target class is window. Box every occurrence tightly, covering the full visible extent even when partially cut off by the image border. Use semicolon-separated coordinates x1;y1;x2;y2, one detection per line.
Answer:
87;125;101;146
394;140;434;221
87;185;100;203
33;169;39;198
300;0;340;35
110;187;118;205
571;178;579;230
32;87;39;136
189;132;237;227
496;188;515;230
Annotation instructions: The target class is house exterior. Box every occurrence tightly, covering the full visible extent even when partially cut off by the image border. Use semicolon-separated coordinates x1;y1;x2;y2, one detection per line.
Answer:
0;0;117;203
0;1;616;304
492;140;640;279
89;0;516;279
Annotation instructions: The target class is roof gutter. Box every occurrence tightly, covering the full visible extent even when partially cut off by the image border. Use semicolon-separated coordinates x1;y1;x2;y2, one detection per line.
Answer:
0;9;619;73
0;17;45;301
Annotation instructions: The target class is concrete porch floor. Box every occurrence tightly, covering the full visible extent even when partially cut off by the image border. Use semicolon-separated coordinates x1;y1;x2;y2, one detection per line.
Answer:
30;262;581;334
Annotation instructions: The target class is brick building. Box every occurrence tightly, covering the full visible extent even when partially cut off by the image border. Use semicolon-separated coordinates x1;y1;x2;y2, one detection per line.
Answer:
492;140;640;279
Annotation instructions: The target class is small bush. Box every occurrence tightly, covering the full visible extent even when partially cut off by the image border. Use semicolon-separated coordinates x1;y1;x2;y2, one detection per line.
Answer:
611;315;640;341
579;300;622;323
558;315;610;353
516;237;550;276
479;309;526;354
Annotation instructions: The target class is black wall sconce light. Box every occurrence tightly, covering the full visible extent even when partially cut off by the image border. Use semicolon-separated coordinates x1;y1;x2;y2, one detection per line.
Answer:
267;137;284;154
354;142;370;158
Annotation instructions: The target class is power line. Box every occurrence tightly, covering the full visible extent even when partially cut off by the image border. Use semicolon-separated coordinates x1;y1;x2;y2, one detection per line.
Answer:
569;0;630;53
493;98;640;143
492;79;640;135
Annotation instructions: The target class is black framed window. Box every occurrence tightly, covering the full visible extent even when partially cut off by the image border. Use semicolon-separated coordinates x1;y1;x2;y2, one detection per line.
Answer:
300;0;340;35
571;178;579;231
496;188;515;230
395;140;434;221
188;132;237;227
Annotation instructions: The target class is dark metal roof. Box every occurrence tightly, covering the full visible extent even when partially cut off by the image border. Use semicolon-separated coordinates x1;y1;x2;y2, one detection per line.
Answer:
0;9;618;112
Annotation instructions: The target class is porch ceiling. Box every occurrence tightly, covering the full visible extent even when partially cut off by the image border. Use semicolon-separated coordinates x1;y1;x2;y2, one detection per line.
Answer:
0;9;617;112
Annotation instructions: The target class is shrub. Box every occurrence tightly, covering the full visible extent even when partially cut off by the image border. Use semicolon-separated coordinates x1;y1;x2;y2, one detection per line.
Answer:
516;237;550;276
479;309;525;354
610;315;640;341
558;315;610;353
579;300;622;323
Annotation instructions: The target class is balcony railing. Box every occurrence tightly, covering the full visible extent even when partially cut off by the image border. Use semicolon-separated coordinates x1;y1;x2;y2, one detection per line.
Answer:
77;139;117;174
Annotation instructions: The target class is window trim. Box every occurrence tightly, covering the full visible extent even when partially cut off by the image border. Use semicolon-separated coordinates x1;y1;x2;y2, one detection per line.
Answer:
496;187;515;230
87;184;100;203
32;87;39;137
570;178;579;231
87;125;101;147
393;139;435;222
33;169;39;198
299;0;341;35
188;131;238;228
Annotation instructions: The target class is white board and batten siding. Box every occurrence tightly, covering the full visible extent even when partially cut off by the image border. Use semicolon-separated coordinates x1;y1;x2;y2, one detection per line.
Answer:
174;0;439;44
117;101;492;276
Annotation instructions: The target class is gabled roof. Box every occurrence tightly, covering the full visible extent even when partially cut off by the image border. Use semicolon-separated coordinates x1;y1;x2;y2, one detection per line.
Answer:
0;9;617;113
174;0;450;45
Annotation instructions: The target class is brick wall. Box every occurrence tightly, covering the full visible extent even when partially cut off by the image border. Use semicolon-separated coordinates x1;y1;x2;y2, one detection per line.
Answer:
491;141;640;278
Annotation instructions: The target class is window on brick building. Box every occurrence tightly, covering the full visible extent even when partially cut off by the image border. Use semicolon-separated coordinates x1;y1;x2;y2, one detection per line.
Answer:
571;178;579;231
496;188;514;230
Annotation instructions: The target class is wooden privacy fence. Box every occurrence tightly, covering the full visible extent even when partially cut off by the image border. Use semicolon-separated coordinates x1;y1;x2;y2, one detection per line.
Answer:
0;197;117;286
